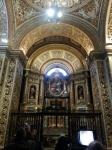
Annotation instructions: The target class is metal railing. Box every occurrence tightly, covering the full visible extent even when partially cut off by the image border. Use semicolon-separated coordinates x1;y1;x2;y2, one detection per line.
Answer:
6;110;106;148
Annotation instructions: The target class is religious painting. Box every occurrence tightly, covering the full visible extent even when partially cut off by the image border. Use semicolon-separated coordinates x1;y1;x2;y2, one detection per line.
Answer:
50;77;63;96
77;85;84;100
29;85;36;99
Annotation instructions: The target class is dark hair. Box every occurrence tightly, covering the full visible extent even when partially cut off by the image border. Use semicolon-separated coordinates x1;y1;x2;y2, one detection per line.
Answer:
87;141;105;150
15;127;26;142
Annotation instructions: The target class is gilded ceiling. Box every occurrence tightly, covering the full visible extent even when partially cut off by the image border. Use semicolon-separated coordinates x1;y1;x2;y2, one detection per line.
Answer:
19;23;94;55
0;0;112;74
24;0;92;12
12;0;101;28
28;44;87;74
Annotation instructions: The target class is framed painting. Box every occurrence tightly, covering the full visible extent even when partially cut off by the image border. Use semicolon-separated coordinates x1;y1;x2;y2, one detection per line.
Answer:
50;77;64;96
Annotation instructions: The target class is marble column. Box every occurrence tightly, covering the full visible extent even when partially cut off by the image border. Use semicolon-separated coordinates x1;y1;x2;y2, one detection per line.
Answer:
89;50;112;147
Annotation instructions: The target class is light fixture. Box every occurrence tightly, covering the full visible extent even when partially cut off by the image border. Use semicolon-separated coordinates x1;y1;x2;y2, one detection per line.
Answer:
46;6;63;23
1;38;8;43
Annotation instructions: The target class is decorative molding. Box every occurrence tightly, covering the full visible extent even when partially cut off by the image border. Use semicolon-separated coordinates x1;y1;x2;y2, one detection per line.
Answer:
12;0;40;27
0;58;16;146
31;49;84;73
19;23;94;55
74;0;102;27
11;61;23;111
90;61;101;110
97;61;112;147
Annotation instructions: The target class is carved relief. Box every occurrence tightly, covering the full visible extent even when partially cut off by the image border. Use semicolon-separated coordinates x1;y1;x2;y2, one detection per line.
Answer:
73;60;83;71
12;0;39;27
97;61;112;147
90;61;101;110
31;50;83;73
105;57;112;99
52;51;63;58
11;61;23;111
64;53;74;62
74;74;85;84
107;2;112;42
32;60;41;71
39;52;50;62
75;0;101;27
19;24;94;54
12;0;101;28
0;59;16;146
24;0;89;10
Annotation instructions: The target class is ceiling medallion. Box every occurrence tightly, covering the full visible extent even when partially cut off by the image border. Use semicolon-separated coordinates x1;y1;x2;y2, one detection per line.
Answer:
24;0;92;12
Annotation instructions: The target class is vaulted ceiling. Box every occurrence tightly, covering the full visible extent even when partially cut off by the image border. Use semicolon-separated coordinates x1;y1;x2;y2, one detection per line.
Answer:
0;0;112;74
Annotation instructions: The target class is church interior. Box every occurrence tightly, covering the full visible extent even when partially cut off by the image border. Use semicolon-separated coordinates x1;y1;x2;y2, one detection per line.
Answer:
0;0;112;149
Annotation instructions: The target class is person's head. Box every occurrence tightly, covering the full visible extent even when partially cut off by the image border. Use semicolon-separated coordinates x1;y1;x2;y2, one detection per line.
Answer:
60;133;65;137
15;127;26;142
25;124;31;133
86;141;106;150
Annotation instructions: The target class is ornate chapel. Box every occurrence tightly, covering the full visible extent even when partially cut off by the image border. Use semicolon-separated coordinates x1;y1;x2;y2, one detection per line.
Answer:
0;0;112;150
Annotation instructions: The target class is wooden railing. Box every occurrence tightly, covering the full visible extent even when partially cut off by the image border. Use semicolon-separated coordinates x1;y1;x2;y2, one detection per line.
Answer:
6;110;106;149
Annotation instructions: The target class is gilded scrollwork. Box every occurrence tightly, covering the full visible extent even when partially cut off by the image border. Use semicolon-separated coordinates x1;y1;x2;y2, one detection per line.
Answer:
107;2;112;42
0;58;16;146
75;0;101;27
90;61;101;110
12;0;39;27
31;50;83;73
39;52;50;62
105;57;112;98
11;61;23;111
74;74;85;84
52;51;63;58
97;61;112;147
19;24;94;55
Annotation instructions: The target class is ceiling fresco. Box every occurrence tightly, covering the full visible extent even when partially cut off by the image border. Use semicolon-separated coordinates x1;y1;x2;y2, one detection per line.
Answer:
12;0;101;28
24;0;92;12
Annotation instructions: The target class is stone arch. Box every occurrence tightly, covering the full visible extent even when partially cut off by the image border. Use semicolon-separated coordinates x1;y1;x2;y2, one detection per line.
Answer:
27;44;87;74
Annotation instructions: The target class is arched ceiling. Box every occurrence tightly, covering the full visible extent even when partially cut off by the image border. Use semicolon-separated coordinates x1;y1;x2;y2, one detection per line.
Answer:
19;23;94;55
1;0;112;74
5;0;107;51
27;44;87;74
